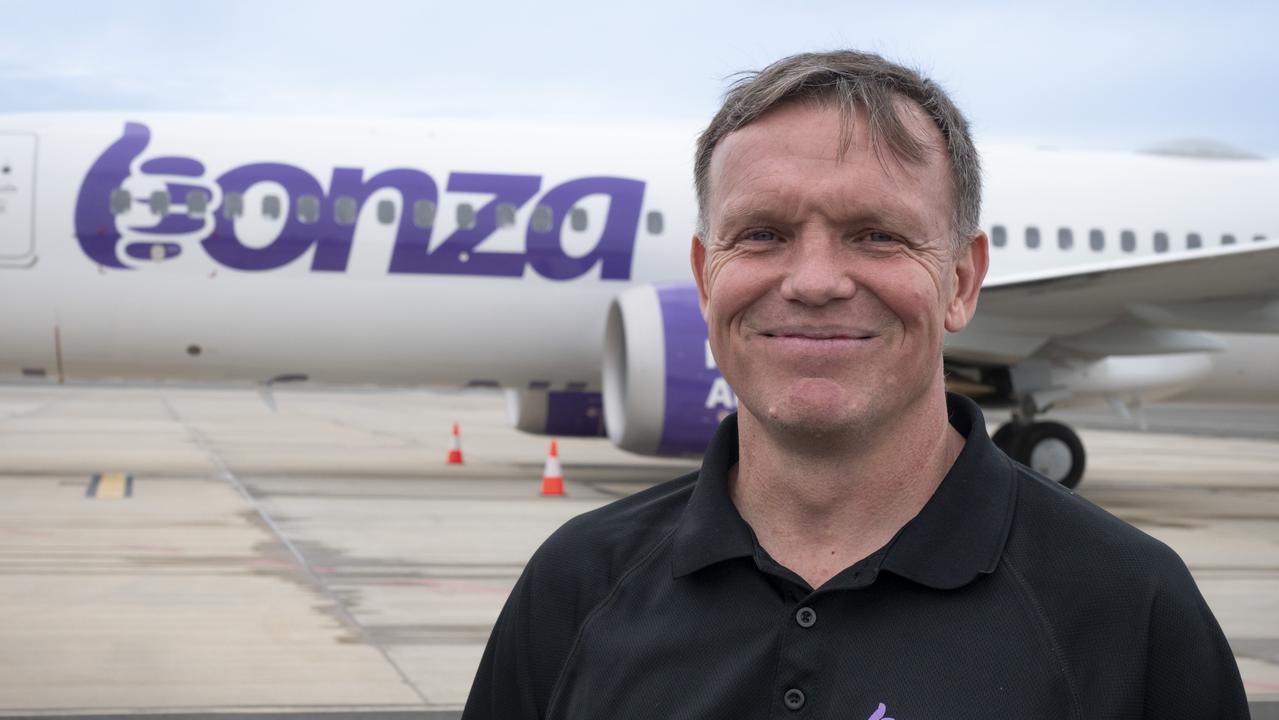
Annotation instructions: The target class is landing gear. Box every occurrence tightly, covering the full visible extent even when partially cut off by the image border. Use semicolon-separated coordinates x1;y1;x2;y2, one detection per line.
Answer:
992;419;1086;489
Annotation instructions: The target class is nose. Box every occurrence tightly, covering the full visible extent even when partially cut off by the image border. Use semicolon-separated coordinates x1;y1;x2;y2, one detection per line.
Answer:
779;233;856;306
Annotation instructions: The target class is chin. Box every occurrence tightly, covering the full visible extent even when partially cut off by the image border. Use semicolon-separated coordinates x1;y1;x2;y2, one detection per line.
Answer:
754;382;880;437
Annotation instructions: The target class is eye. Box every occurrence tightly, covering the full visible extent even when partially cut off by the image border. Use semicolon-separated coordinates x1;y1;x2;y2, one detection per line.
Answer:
866;231;897;243
743;229;781;243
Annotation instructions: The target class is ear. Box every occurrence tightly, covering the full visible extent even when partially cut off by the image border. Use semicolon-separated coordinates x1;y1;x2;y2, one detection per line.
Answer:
944;232;989;333
691;234;711;319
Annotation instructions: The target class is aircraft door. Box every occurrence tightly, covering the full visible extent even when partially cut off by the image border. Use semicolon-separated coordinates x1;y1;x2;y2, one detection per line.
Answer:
0;132;37;265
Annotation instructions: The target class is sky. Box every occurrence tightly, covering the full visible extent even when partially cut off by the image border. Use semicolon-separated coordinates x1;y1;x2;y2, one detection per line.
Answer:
2;0;1276;155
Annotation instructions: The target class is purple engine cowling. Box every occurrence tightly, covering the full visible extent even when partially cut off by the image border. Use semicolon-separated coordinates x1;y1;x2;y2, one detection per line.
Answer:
506;389;607;437
603;283;736;457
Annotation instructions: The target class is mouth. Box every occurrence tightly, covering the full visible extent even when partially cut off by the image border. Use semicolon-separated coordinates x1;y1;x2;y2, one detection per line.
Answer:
754;327;879;354
758;326;878;341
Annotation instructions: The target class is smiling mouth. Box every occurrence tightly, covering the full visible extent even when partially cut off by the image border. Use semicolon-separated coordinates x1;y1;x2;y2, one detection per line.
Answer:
759;328;878;341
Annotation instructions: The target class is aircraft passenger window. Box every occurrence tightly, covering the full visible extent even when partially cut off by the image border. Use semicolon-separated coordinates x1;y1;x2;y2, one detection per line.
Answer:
457;203;476;230
496;203;517;228
186;190;209;217
377;200;396;225
109;188;131;215
297;195;320;225
334;196;357;226
1058;228;1073;250
149;190;171;217
1121;230;1136;253
1254;234;1267;242
1153;231;1169;253
647;211;664;235
1187;232;1202;249
222;192;244;219
1024;226;1040;249
262;195;281;220
413;200;436;229
1089;229;1104;251
531;204;553;233
571;207;588;232
990;225;1006;247
1222;234;1236;245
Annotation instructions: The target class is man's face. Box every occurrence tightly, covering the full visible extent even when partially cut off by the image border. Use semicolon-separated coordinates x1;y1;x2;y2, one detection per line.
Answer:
692;100;987;437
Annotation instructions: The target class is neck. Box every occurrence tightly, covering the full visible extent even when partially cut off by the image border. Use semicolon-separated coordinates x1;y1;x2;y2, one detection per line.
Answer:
729;389;965;589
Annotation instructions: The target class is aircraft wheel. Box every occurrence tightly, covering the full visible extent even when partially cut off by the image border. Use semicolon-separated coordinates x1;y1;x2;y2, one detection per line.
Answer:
1022;421;1086;489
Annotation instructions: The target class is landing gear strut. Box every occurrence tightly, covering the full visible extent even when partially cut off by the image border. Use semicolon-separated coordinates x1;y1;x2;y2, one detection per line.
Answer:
993;413;1086;489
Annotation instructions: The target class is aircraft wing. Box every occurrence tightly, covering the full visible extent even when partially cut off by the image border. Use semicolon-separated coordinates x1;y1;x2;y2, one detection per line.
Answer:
949;241;1279;363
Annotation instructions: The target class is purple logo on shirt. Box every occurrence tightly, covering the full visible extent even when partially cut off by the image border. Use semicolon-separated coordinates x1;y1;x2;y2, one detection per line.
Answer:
867;703;895;720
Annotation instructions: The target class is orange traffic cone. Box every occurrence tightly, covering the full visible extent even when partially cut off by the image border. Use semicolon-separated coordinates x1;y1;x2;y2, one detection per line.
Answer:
540;439;565;496
446;422;464;464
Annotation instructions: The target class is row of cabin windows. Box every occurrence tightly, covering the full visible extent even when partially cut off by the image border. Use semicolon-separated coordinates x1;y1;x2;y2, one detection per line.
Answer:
989;225;1265;252
109;188;666;235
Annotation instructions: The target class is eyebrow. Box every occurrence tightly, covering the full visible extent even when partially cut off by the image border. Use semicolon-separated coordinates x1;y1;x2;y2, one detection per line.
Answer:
715;202;928;237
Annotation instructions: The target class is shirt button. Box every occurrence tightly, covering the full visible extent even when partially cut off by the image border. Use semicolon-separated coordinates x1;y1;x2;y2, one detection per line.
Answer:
784;688;806;710
795;606;816;628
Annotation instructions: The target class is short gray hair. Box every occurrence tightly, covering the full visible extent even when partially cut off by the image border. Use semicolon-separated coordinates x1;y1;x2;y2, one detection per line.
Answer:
694;50;981;251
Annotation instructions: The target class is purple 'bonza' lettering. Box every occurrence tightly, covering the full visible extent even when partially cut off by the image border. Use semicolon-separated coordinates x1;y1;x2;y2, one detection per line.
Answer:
335;167;439;274
867;702;894;720
527;176;643;280
390;172;538;277
202;163;344;272
75;122;151;269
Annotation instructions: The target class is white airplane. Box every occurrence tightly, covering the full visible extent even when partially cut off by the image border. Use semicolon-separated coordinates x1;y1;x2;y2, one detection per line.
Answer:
1;114;1276;488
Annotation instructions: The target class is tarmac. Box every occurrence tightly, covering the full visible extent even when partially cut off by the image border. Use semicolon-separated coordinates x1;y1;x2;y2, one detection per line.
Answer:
0;384;1275;718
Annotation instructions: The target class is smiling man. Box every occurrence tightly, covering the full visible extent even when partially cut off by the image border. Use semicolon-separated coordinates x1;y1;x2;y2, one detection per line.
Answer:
463;51;1248;719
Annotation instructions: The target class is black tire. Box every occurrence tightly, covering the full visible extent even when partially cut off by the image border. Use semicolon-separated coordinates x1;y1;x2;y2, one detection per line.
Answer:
1021;420;1086;489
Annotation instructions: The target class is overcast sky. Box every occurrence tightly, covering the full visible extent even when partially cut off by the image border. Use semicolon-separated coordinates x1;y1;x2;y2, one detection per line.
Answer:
2;0;1276;155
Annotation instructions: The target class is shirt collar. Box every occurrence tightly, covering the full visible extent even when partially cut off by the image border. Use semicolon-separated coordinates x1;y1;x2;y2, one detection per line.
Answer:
670;393;1018;590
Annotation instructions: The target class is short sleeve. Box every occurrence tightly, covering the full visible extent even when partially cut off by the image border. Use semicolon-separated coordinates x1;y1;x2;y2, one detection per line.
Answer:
1143;558;1250;718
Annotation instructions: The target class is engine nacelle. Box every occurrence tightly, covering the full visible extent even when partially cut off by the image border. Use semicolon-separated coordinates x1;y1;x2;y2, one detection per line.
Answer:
505;389;606;437
603;283;735;456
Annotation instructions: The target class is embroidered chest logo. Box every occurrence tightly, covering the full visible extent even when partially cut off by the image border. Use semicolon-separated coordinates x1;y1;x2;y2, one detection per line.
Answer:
866;702;895;720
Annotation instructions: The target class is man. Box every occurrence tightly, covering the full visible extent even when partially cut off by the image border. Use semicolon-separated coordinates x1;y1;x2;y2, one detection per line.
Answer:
463;51;1249;719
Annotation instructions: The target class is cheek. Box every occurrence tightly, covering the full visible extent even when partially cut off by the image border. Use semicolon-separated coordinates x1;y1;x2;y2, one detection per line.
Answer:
705;261;767;324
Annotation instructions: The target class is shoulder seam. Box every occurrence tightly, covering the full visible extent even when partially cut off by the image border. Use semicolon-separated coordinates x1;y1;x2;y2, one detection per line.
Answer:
1000;554;1085;720
542;525;680;717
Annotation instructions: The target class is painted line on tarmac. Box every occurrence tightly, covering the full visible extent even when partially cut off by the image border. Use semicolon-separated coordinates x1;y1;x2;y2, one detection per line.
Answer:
158;396;431;706
85;472;132;499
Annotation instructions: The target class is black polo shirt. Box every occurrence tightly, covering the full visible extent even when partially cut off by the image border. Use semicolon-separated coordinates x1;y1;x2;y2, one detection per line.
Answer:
463;394;1248;719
